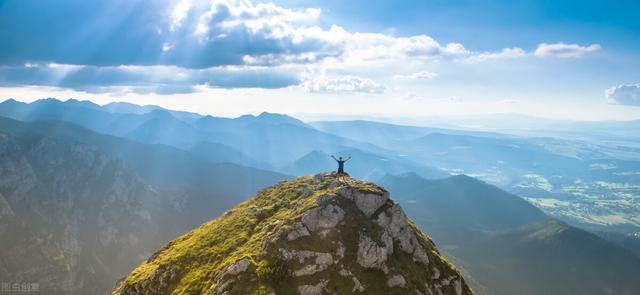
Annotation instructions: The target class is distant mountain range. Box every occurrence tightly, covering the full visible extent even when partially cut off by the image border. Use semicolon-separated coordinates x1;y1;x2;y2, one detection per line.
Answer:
0;98;443;181
381;173;640;295
312;117;640;235
0;98;639;294
2;99;639;233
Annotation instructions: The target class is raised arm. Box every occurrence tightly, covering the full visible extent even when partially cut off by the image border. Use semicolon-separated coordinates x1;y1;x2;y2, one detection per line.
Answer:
344;156;352;162
331;155;338;161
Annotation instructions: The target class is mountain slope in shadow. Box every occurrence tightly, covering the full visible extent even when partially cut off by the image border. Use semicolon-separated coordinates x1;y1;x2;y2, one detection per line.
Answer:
0;116;289;294
380;173;640;295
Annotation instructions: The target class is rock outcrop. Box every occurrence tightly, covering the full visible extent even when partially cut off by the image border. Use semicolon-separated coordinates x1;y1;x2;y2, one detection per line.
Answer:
112;172;473;295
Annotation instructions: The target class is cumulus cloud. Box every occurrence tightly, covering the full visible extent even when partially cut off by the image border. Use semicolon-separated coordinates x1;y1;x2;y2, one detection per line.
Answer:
0;0;466;70
303;75;385;93
0;0;474;92
338;33;468;65
605;84;640;106
393;71;438;81
0;0;603;94
534;43;601;58
0;0;329;69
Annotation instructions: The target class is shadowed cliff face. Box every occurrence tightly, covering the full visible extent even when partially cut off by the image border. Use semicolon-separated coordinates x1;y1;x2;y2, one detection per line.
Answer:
0;117;288;295
0;128;171;294
113;172;472;295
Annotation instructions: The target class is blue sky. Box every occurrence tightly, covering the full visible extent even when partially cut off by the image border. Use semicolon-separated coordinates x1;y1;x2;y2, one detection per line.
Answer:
279;0;640;50
1;0;639;120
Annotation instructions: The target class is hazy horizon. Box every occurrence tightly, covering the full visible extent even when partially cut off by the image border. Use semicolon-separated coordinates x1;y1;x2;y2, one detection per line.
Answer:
4;97;640;125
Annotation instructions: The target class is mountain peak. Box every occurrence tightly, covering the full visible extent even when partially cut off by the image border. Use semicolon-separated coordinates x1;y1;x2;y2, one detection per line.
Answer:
257;111;293;119
1;98;18;103
236;112;307;126
102;101;164;114
112;172;471;295
146;109;174;118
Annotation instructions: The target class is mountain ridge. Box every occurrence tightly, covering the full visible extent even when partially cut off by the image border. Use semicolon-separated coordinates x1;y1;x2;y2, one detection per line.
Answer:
113;172;472;295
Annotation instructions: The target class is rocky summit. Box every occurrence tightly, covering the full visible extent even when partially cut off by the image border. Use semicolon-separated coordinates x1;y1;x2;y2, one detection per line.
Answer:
112;172;472;295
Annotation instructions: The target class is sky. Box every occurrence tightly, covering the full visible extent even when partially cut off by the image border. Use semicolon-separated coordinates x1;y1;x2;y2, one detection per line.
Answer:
1;0;639;120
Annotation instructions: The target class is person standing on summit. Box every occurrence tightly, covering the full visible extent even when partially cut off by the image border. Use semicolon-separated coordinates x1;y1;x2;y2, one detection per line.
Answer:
331;155;351;174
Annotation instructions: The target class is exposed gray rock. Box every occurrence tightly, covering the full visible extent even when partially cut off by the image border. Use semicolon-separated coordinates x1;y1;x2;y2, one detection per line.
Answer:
301;187;314;198
356;233;388;270
377;204;429;264
432;267;441;280
387;274;407;288
293;265;321;277
376;204;407;238
381;230;394;255
336;241;346;259
280;249;318;263
319;229;333;239
301;204;345;232
413;244;429;265
339;268;366;292
453;279;462;295
315;252;333;266
315;194;333;205
440;275;455;286
338;187;389;217
293;252;334;277
329;181;341;189
220;258;250;277
287;222;310;241
213;259;253;294
312;173;328;184
298;280;328;295
352;276;366;292
280;249;334;263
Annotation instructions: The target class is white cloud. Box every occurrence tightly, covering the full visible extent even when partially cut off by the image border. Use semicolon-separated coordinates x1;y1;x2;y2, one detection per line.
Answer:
605;83;640;106
338;33;468;65
5;0;473;69
534;42;601;58
303;75;385;93
465;47;527;62
0;0;605;94
393;71;438;81
463;43;600;63
170;0;193;31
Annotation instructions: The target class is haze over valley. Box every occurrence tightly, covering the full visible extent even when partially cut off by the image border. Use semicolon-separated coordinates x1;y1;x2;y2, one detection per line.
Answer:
1;98;639;294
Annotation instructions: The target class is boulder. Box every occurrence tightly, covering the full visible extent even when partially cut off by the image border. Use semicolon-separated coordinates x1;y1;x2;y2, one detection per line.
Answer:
338;187;389;217
356;233;388;270
301;204;345;232
298;280;328;295
387;274;407;288
377;203;428;264
287;222;310;241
